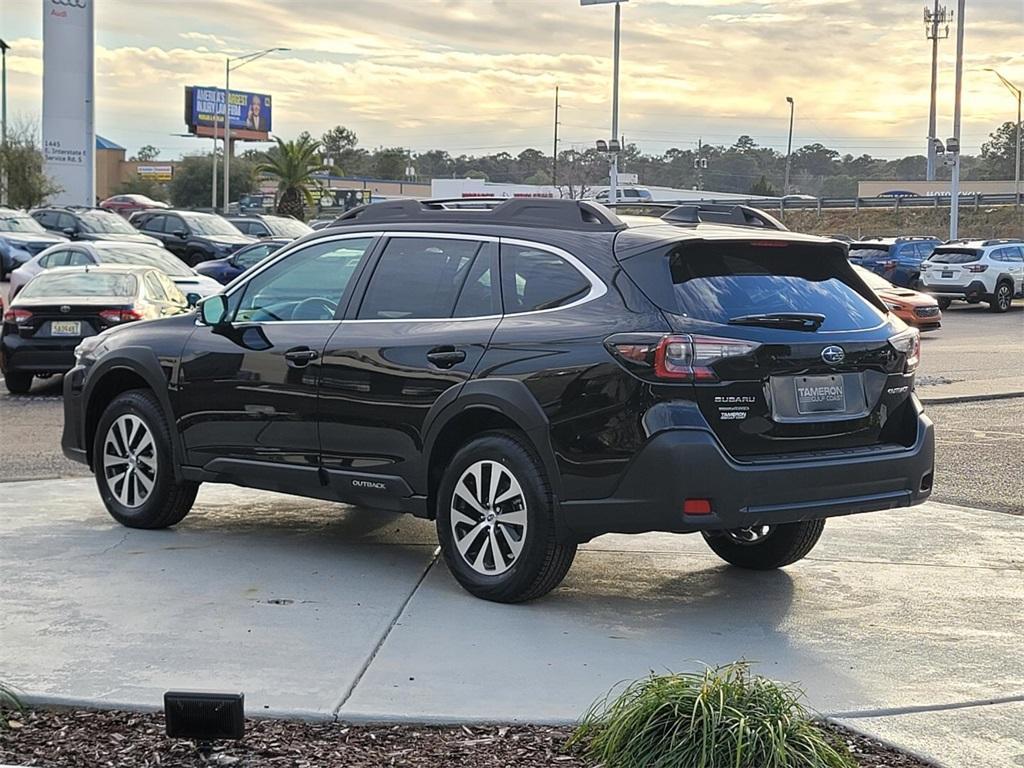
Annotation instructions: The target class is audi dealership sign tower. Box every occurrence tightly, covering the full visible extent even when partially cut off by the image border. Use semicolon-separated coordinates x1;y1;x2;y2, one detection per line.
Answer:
42;0;95;205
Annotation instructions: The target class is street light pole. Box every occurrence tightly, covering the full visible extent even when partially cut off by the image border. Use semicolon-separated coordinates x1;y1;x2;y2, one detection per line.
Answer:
222;47;288;215
1;39;9;207
784;96;795;194
949;0;965;240
986;68;1022;207
609;0;621;205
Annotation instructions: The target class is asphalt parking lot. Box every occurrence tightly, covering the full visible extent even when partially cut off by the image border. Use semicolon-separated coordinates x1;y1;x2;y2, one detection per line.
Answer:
2;283;1020;514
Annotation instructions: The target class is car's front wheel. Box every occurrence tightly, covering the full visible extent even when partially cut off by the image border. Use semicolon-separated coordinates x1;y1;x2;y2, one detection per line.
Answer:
989;282;1013;313
93;390;198;529
436;432;576;603
936;297;952;310
3;371;32;394
702;519;825;570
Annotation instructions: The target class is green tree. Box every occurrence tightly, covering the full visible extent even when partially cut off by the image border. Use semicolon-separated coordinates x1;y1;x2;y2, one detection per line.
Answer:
257;135;326;220
321;125;359;172
373;147;409;180
0;123;61;208
130;144;160;162
979;120;1023;179
169;154;255;209
749;175;778;196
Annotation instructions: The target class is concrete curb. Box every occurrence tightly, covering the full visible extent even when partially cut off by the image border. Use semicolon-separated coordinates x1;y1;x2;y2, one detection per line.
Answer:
917;390;1024;405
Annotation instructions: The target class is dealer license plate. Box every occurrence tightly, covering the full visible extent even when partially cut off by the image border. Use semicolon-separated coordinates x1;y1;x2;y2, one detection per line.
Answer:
50;321;81;336
794;374;846;415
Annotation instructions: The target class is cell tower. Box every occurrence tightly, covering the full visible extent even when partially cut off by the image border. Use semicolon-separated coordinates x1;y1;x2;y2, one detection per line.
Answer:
924;2;952;181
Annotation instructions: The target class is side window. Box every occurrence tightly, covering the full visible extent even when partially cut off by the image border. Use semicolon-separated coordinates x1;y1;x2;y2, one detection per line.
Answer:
357;237;492;320
141;215;165;233
234;221;252;235
235;237;373;322
913;243;933;260
166;216;186;235
66;250;93;267
143;272;169;301
40;250;66;268
500;244;591;314
34;211;55;228
235;244;274;269
1011;247;1024;262
57;213;78;231
158;272;187;305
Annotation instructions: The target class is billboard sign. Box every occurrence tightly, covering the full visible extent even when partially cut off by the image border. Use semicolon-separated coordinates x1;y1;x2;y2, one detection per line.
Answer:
136;165;173;181
42;0;95;205
187;86;272;136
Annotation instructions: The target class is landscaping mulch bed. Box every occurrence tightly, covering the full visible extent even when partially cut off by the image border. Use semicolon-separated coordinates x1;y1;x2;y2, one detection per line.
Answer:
0;709;935;767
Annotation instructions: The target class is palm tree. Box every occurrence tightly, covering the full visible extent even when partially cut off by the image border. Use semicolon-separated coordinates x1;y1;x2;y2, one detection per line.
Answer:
256;135;326;220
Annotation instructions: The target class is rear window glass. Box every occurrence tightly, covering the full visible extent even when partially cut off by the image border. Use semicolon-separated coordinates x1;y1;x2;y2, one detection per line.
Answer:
20;272;138;298
929;249;979;264
99;245;192;276
848;247;890;260
622;242;884;332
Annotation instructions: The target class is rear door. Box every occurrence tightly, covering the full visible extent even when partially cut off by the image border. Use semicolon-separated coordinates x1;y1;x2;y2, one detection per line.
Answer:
317;233;501;500
617;238;913;458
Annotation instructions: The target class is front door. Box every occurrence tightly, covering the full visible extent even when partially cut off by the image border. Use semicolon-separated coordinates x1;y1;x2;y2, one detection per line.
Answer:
176;234;377;491
318;234;501;503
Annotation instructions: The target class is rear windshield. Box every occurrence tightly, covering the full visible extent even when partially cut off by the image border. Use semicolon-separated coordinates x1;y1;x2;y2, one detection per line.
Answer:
264;217;313;238
621;242;884;332
929;249;979;264
20;272;138;298
848;247;890;260
99;245;192;276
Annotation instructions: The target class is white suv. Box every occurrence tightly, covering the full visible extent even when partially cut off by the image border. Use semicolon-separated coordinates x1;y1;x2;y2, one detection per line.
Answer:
921;239;1024;313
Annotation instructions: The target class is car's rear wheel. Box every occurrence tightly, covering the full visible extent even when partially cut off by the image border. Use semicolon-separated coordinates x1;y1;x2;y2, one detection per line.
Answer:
990;282;1013;313
936;297;952;310
702;519;825;570
93;390;198;529
436;431;576;603
3;371;33;395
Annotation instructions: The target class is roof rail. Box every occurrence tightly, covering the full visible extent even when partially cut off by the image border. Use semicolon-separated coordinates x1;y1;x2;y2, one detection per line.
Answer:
331;197;625;232
660;203;788;232
981;238;1024;246
894;235;940;242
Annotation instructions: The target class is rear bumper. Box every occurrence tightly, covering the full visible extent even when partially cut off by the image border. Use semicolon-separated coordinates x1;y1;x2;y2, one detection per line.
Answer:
1;335;78;374
922;280;989;299
561;399;934;541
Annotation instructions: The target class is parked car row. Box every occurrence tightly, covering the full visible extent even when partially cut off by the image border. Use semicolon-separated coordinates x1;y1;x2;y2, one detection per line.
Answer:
846;235;1023;314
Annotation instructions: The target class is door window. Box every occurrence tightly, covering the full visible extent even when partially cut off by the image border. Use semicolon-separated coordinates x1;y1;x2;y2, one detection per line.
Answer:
141;215;167;233
39;249;72;268
56;213;78;231
33;211;56;228
143;271;169;302
235;243;278;269
66;250;93;267
357;237;495;320
234;237;373;322
500;244;591;314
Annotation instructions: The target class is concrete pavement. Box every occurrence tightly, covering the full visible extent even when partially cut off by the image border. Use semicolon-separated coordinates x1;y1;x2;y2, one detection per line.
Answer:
1;480;1022;766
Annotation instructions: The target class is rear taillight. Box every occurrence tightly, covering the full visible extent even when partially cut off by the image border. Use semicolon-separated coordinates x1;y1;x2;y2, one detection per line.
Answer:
879;260;897;271
609;334;760;382
965;264;988;273
888;327;921;374
99;308;144;324
3;308;32;325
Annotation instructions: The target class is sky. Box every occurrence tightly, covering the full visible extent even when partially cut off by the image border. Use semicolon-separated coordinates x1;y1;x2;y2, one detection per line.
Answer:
2;0;1023;162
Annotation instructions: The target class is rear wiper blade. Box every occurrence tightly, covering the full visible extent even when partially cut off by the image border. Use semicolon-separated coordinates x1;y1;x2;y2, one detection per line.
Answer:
727;312;825;331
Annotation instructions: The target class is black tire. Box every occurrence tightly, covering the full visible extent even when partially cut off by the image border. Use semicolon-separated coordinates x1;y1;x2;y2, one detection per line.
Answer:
184;250;204;267
436;431;576;603
702;519;825;570
3;371;32;394
936;297;952;310
93;389;199;529
989;282;1013;313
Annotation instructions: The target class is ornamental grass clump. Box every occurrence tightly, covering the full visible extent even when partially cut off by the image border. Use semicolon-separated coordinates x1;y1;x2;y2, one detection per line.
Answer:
0;681;22;728
568;662;855;768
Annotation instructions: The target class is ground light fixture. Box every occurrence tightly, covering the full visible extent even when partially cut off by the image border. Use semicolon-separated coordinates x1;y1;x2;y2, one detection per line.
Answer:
164;690;244;754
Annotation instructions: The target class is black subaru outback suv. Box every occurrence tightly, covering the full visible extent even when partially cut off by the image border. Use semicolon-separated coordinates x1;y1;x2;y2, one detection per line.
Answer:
62;199;934;602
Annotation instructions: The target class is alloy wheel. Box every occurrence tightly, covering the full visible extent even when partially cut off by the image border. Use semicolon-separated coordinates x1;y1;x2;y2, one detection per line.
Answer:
449;460;528;576
997;284;1011;311
103;414;158;508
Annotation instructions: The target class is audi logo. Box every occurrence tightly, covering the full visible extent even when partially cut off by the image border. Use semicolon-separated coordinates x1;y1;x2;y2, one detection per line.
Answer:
821;345;845;365
52;0;88;7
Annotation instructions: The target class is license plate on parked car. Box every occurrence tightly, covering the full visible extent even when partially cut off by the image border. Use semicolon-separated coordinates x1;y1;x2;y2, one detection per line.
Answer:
50;321;81;336
794;375;846;414
941;271;954;278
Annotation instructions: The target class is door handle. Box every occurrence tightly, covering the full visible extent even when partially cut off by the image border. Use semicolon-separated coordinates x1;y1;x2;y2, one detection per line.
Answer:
426;346;466;369
284;347;319;368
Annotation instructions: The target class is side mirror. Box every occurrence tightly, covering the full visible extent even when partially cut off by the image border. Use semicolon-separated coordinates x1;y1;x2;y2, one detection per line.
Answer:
174;229;188;239
186;292;202;308
198;294;228;326
62;227;76;238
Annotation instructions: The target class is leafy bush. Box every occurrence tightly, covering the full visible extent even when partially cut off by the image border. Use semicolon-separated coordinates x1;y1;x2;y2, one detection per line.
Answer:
0;681;22;727
568;662;855;768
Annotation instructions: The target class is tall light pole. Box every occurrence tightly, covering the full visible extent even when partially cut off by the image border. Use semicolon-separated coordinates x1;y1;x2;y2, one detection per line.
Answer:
581;0;627;204
986;68;1022;207
949;0;965;241
784;96;795;194
924;3;951;181
1;39;9;207
223;47;288;214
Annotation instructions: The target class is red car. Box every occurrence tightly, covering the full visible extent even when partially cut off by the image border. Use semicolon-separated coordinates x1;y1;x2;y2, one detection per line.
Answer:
99;194;169;218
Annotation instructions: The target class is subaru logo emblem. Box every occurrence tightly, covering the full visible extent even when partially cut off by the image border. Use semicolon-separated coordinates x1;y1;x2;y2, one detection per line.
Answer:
821;345;845;365
60;305;71;314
